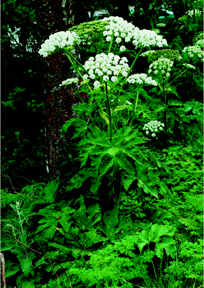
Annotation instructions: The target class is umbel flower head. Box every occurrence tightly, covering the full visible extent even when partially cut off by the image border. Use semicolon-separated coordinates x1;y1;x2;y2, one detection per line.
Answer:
132;29;168;49
141;49;182;62
148;57;174;78
101;16;168;49
143;120;164;137
126;73;157;86
82;53;130;88
38;31;81;57
69;20;110;46
182;45;204;62
59;78;78;87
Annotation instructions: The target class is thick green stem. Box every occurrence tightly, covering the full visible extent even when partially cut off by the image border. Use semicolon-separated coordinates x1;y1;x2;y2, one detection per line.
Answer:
166;68;189;90
108;34;114;53
63;49;87;74
163;78;167;132
105;83;112;140
125;47;143;81
134;86;140;111
63;48;106;122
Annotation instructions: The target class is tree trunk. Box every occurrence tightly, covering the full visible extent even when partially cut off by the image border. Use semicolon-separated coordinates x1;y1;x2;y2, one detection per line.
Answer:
34;0;82;180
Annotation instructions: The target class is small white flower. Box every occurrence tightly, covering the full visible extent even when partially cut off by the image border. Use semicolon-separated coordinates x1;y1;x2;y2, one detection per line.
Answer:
83;74;88;80
111;76;117;82
120;46;126;52
116;37;122;43
103;75;109;81
106;36;112;42
125;37;131;42
90;74;95;79
94;81;100;88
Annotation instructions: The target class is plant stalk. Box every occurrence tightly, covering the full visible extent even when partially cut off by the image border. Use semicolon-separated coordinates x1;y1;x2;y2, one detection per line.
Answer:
105;82;112;140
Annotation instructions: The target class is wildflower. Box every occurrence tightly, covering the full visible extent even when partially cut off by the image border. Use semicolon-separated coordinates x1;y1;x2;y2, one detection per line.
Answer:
94;81;100;88
182;45;204;61
143;120;164;137
148;57;173;78
120;46;126;52
182;64;196;70
38;30;81;57
59;77;78;87
111;76;117;82
127;73;157;86
82;53;130;86
103;75;109;81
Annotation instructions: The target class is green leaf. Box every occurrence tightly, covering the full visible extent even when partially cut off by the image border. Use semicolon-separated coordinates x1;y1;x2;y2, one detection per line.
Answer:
1;243;16;251
49;242;71;253
67;168;94;191
59;207;74;233
184;104;193;112
90;176;102;193
20;257;32;277
106;146;120;157
5;262;20;278
121;176;137;191
99;158;115;176
60;118;87;135
155;236;177;259
103;207;119;228
115;156;135;175
44;179;59;203
137;179;158;198
35;256;46;267
22;281;35;288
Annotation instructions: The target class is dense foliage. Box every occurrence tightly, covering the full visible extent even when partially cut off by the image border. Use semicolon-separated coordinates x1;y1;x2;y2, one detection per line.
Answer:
1;0;203;288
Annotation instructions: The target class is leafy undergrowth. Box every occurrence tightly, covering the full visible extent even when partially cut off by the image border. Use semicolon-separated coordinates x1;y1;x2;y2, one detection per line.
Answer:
2;136;203;288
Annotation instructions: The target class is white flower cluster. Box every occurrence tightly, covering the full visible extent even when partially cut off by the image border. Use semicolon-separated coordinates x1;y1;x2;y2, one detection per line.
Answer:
38;31;81;57
186;9;202;17
101;16;168;49
182;64;196;70
102;16;138;50
148;57;174;78
195;39;204;50
132;29;168;49
140;50;156;57
143;120;164;137
156;23;166;27
126;73;157;86
59;78;78;87
182;45;204;61
82;53;130;88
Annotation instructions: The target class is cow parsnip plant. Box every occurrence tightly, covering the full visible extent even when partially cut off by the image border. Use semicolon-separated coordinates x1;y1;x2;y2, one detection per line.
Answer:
2;15;201;288
38;15;203;221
